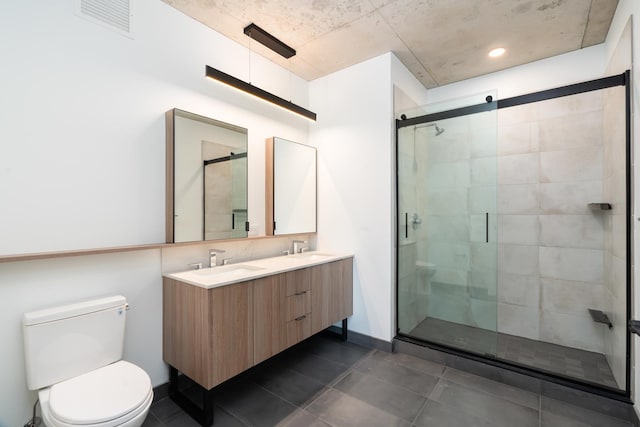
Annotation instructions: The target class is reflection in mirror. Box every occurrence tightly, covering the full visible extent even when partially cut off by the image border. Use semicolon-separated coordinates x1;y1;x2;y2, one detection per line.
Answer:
266;137;316;235
166;109;248;243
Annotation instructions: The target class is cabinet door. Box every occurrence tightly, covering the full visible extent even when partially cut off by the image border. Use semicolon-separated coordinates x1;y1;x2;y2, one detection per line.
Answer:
310;258;353;334
208;281;253;388
253;269;311;364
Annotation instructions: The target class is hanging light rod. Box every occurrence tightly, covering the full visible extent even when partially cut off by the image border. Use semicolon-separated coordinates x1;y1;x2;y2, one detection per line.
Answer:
243;23;296;58
205;65;317;121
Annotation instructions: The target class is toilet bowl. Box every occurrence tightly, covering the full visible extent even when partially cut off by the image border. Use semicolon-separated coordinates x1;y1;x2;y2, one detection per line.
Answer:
38;361;152;427
23;296;153;427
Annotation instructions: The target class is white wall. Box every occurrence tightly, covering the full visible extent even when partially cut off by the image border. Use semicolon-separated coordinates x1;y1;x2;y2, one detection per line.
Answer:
0;1;313;425
0;0;309;256
309;52;428;342
427;45;606;104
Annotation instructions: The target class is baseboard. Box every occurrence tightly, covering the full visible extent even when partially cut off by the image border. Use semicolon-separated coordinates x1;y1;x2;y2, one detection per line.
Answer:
326;325;393;352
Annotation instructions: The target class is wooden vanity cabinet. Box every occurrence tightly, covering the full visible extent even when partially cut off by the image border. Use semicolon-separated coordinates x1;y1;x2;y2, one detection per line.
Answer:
163;257;353;392
162;278;253;390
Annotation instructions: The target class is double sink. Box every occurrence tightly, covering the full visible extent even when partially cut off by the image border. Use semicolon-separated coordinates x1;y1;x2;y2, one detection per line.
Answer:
164;252;347;289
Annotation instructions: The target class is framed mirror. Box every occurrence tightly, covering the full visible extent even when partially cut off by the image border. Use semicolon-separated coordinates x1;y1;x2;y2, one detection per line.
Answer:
166;109;248;243
266;137;317;235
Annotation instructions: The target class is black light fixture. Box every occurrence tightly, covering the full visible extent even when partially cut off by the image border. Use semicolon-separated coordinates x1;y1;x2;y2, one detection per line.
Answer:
205;23;317;121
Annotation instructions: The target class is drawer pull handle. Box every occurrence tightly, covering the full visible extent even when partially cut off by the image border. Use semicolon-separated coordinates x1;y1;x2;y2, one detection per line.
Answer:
294;291;307;296
295;315;307;321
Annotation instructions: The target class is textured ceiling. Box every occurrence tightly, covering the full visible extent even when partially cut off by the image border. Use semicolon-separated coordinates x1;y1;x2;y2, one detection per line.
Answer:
162;0;619;88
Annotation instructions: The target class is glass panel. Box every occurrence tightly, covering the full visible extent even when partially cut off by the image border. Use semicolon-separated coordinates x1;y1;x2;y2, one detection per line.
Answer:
397;85;628;392
397;95;498;357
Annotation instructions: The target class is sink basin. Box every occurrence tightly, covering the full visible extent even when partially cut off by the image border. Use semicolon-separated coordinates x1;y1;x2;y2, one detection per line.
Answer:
169;264;265;285
290;252;335;262
192;265;263;277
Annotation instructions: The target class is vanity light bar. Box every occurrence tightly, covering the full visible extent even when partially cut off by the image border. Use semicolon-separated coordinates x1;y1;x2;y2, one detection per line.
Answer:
205;65;317;122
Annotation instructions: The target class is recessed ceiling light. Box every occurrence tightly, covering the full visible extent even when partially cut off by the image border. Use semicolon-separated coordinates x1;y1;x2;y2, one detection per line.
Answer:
488;47;506;58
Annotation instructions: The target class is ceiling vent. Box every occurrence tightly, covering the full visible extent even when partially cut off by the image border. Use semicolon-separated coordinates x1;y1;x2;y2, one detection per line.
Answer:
78;0;132;36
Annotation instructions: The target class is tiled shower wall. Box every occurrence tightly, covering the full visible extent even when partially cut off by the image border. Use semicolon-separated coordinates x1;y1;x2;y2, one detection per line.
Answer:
496;91;608;354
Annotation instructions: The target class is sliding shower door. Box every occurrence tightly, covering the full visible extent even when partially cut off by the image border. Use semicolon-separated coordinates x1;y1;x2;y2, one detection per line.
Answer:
397;97;498;357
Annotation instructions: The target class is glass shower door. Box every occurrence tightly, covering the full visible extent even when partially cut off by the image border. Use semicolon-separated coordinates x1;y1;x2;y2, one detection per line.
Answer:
397;101;498;357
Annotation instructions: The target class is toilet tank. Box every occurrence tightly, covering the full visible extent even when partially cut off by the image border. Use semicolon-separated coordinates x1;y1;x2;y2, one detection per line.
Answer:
23;295;127;390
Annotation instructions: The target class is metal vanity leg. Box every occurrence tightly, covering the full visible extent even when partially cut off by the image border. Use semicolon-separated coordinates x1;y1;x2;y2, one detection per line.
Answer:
168;365;215;427
342;318;348;341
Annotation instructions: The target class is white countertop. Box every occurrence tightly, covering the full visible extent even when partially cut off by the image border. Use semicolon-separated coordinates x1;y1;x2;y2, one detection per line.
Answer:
163;251;353;289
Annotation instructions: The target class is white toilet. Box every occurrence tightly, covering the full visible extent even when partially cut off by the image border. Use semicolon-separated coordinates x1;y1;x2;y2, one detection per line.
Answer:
23;296;153;427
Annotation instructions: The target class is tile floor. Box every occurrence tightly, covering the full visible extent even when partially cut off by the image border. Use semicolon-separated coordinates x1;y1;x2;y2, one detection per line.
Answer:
143;332;632;427
410;317;619;389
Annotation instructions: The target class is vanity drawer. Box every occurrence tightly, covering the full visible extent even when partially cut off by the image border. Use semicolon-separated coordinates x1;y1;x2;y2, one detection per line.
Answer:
286;314;311;346
285;291;311;322
285;268;311;296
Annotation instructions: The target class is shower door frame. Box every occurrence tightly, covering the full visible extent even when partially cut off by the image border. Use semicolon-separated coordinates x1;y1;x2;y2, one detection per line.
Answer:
394;70;632;400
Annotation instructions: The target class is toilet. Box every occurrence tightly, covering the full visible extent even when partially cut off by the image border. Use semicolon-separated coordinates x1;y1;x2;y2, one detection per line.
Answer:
23;296;153;427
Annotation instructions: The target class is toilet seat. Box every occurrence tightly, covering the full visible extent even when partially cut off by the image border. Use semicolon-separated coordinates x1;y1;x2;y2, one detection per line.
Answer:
40;361;153;427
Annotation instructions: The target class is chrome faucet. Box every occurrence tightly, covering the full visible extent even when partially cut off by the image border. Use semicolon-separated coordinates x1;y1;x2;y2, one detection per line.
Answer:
292;240;307;254
208;249;226;267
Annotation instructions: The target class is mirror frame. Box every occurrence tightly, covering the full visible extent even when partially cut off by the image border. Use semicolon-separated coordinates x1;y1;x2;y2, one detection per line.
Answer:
165;108;249;243
265;137;317;236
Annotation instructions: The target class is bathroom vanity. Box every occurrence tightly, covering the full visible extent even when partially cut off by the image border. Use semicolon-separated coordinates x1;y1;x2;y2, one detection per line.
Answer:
162;252;352;426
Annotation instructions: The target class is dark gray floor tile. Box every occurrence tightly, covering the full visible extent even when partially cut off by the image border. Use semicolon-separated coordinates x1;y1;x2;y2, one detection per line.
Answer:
333;370;426;421
541;397;632;427
250;366;327;407
281;350;352;385
142;413;163;427
300;334;371;366
355;351;439;396
414;400;498;427
216;378;298;427
150;397;184;421
382;351;446;377
429;380;539;427
442;367;539;409
276;409;332;427
307;388;411;427
541;381;631;420
163;411;203;427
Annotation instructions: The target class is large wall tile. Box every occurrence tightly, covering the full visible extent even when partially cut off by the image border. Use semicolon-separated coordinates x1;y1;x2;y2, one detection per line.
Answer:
539;215;603;249
470;126;497;159
537;90;603;120
469;186;498;214
471;157;497;186
426;161;470;190
427;242;470;270
540;278;604;316
539;147;602;183
498;153;539;185
498;103;538;125
498;244;538;276
539;311;604;353
425;215;469;243
425;188;468;215
426;135;470;164
498;273;539;308
498;122;538;156
539;181;602;214
538;111;603;152
539;247;603;283
497;215;539;245
498;303;539;340
498;184;539;214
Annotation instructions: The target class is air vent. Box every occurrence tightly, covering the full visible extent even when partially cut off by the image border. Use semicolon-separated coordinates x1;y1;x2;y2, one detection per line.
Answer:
79;0;132;35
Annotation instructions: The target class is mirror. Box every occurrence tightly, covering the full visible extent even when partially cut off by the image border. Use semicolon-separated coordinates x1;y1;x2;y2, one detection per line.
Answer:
166;109;248;243
266;137;317;235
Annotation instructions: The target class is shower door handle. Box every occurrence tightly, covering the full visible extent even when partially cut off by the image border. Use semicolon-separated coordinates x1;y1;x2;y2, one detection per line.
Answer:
405;212;408;238
485;213;489;243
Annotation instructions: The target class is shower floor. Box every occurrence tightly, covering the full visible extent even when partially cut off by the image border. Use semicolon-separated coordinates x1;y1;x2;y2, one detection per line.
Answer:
408;317;619;389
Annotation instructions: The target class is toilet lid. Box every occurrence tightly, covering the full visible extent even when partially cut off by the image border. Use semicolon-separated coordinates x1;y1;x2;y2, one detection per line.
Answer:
49;360;152;425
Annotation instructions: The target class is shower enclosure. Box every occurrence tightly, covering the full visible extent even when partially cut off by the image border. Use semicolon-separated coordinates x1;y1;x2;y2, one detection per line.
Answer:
396;72;631;396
